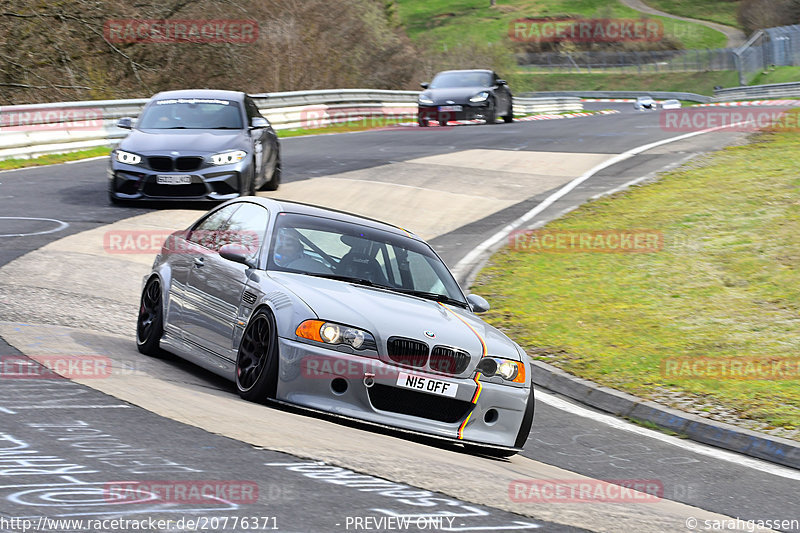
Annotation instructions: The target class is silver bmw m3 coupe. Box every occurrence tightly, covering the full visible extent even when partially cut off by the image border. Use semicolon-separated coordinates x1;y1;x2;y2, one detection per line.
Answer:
136;197;534;456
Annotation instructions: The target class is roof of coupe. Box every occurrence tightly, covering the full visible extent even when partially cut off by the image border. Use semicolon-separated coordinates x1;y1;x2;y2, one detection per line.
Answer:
239;197;421;241
148;88;246;101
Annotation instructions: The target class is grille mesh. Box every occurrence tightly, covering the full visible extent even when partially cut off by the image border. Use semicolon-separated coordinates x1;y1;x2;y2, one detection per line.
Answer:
386;337;429;367
430;346;471;375
368;384;473;423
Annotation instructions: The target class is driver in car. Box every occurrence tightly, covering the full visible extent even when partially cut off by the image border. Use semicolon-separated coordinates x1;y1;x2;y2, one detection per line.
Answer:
273;232;331;273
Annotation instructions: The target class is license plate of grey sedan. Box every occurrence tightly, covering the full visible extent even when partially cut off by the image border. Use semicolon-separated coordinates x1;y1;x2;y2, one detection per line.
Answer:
396;372;458;398
438;105;462;112
156;174;192;185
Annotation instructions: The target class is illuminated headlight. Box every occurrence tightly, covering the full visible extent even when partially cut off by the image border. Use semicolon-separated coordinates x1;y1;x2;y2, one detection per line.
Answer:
476;357;525;383
296;320;375;350
469;91;489;103
210;150;246;165
116;150;141;165
418;94;434;105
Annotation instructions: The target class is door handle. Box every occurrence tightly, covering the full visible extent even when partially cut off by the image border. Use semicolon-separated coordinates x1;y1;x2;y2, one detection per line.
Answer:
193;257;205;268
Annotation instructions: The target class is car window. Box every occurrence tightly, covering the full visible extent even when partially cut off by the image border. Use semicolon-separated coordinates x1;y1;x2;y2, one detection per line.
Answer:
430;72;493;89
245;97;262;121
137;98;243;129
221;202;270;259
267;212;466;305
187;204;241;251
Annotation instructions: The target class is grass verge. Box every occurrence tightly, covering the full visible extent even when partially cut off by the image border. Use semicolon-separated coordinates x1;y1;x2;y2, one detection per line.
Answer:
472;110;800;431
0;146;110;171
396;0;727;51
642;0;741;30
514;70;739;94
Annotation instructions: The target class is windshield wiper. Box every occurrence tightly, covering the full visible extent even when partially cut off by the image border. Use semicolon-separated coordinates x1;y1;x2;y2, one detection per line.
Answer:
387;287;467;308
302;272;376;287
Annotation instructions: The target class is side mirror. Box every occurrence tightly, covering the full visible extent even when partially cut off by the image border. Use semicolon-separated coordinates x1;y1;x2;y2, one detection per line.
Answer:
116;117;133;129
420;82;430;89
496;79;507;86
219;243;256;268
250;117;269;129
467;294;490;313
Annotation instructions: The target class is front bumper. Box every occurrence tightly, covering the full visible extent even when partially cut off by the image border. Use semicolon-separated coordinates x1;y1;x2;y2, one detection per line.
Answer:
275;338;531;448
109;161;247;201
418;103;492;123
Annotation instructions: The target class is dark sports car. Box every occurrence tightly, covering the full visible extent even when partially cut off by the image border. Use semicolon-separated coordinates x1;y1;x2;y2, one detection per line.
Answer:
417;69;514;126
109;89;280;203
136;198;534;456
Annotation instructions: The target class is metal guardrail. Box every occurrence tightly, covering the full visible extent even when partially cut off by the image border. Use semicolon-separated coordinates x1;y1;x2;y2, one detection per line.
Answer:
714;81;800;101
0;91;582;160
519;91;712;103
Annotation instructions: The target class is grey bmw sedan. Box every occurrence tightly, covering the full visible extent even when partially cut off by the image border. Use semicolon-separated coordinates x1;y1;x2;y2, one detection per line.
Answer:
109;89;280;203
136;198;534;456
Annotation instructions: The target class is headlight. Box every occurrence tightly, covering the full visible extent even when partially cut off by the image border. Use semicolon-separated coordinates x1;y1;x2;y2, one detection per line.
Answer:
115;150;141;165
210;150;247;165
296;320;376;350
476;357;525;383
418;94;434;105
469;91;489;103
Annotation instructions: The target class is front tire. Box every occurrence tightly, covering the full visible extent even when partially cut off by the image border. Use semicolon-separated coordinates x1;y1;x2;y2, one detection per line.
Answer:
136;278;164;356
236;308;279;402
484;100;497;125
259;151;281;192
503;102;514;123
418;117;429;127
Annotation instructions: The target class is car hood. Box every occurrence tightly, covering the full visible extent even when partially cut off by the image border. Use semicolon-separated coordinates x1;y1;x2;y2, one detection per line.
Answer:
269;272;520;362
120;129;247;155
421;86;492;105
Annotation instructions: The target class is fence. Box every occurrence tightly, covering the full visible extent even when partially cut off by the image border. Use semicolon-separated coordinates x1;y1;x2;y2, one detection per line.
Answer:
517;48;736;74
518;23;800;85
0;91;582;160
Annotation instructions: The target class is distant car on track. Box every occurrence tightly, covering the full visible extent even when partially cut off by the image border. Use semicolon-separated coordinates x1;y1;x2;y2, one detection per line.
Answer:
136;197;534;456
661;99;682;110
417;69;514;126
634;96;657;111
109;89;280;203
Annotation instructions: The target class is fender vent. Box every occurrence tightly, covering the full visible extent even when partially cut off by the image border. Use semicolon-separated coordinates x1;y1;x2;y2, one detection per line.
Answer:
242;291;257;305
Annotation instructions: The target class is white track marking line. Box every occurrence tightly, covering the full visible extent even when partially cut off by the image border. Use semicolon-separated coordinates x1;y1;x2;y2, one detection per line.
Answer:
536;390;800;481
450;120;800;477
451;122;751;280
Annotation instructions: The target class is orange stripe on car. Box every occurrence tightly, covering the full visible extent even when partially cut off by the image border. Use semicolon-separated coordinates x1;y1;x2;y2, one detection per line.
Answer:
439;302;487;439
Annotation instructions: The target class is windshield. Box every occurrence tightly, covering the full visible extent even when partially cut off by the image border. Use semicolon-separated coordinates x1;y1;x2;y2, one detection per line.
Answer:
430;71;492;89
137;98;243;129
267;213;467;307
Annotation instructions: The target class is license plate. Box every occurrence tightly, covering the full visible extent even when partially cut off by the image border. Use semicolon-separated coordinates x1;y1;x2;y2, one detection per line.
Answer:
438;105;462;112
156;175;192;185
396;372;458;398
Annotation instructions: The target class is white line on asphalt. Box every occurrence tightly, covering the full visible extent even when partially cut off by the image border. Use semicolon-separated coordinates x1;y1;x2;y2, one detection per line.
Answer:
8;405;132;409
449;120;800;478
0;217;69;238
536;390;800;481
451;122;751;281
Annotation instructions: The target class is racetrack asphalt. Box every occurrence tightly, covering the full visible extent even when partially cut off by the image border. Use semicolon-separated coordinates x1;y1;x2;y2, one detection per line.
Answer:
0;103;797;532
